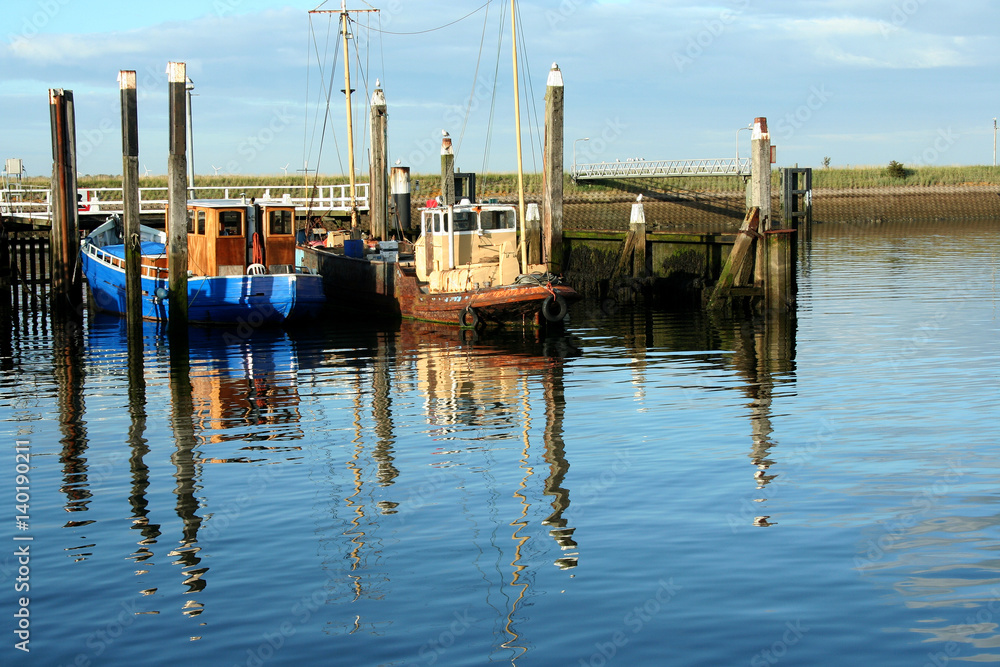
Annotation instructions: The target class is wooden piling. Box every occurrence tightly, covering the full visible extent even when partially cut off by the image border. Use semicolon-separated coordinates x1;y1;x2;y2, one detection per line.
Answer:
119;70;142;335
369;84;388;241
440;132;455;206
765;229;796;311
750;117;771;287
629;200;646;278
526;203;541;266
166;62;189;332
48;88;82;313
542;63;564;274
391;166;411;234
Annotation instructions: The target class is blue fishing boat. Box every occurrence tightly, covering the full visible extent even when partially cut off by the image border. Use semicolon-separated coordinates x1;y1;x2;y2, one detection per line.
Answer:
80;199;325;325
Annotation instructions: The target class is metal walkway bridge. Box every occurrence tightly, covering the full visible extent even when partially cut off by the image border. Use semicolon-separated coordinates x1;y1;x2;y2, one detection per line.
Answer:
571;157;751;181
0;183;370;223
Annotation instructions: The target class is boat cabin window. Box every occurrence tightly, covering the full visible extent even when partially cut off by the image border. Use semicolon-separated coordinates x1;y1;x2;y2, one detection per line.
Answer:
453;211;474;232
432;211;444;234
268;210;293;235
187;209;195;234
480;209;515;231
219;210;244;236
197;211;206;235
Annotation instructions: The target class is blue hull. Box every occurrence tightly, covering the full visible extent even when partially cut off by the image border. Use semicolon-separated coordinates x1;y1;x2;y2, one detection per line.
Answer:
81;248;325;325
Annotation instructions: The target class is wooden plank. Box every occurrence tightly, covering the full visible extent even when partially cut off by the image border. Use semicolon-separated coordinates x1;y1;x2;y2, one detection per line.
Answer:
709;207;760;307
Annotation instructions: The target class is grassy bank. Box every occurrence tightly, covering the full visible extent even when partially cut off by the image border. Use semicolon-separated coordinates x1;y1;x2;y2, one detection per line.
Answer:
20;164;1000;195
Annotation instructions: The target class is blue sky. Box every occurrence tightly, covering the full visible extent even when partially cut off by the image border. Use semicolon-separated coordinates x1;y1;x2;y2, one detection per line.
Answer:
2;0;998;177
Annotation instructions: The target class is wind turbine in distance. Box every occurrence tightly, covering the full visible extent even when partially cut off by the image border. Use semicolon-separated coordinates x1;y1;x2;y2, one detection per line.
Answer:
142;164;151;176
212;165;222;175
280;163;290;177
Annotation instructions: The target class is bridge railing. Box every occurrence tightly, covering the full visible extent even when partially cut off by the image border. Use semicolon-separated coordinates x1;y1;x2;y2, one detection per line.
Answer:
572;157;752;180
0;183;371;220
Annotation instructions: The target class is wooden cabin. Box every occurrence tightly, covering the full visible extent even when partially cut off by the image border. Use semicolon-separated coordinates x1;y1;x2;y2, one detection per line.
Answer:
183;200;298;277
414;201;520;292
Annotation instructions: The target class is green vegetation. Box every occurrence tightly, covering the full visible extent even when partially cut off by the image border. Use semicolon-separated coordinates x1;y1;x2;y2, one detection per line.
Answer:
20;164;1000;196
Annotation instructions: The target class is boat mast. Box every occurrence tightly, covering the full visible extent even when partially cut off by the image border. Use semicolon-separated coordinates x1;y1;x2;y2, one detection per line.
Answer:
310;3;378;235
510;0;527;272
341;0;358;234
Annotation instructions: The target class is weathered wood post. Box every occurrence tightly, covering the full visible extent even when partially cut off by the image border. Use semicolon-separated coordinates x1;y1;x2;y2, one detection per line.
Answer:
542;63;564;274
750;117;771;287
369;83;388;241
630;197;646;278
765;229;796;311
440;131;455;206
48;88;82;314
391;165;411;235
526;203;541;266
119;70;142;334
167;62;189;332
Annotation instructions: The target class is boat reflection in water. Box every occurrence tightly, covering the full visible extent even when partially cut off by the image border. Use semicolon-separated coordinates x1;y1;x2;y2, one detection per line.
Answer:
79;314;319;626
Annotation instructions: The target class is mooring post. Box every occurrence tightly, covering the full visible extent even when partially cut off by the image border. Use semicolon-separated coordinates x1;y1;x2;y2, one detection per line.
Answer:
440;132;455;206
119;70;142;336
750;117;772;287
48;88;83;314
391;165;411;235
630;198;646;278
526;203;541;266
765;229;796;311
369;83;388;241
166;62;189;333
542;63;564;274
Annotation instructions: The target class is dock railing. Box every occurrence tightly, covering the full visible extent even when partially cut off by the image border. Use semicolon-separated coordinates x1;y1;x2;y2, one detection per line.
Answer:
0;183;371;221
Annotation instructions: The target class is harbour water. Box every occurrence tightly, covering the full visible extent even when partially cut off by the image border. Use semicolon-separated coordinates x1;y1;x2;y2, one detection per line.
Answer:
2;220;998;666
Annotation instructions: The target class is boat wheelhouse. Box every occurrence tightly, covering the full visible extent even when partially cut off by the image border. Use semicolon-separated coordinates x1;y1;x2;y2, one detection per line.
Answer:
80;199;325;325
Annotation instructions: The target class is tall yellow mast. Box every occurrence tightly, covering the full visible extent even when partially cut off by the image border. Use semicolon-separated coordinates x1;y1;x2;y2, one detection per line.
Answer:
341;0;358;234
511;0;527;272
310;3;378;234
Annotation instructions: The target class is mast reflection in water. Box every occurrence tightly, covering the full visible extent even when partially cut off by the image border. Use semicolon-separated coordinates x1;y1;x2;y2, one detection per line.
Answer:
5;221;999;667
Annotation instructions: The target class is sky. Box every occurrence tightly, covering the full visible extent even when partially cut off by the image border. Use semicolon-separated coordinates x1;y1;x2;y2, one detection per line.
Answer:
2;0;998;178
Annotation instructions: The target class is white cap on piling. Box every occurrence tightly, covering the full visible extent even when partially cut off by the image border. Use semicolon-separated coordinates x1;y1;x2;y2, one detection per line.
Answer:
547;62;563;87
166;61;186;83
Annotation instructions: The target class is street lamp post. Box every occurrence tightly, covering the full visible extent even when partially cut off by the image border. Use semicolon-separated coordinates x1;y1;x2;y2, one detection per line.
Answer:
736;123;753;176
573;137;590;175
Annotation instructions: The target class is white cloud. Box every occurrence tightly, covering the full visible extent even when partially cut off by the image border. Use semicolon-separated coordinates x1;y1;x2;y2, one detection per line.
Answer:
776;17;980;69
